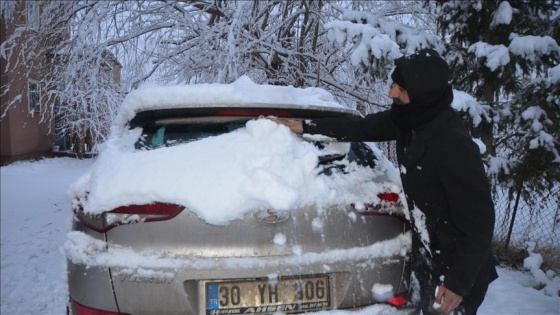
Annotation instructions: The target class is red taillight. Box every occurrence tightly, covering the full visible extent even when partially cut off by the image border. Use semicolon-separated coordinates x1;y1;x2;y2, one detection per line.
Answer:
74;203;184;233
352;192;403;214
72;300;130;315
378;192;400;203
387;291;409;307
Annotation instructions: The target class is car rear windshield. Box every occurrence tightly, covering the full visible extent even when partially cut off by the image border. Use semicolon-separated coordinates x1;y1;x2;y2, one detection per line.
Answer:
136;118;247;148
134;117;377;171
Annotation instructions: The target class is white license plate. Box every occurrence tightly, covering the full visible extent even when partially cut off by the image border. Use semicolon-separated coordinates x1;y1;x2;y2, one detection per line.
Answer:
205;274;331;314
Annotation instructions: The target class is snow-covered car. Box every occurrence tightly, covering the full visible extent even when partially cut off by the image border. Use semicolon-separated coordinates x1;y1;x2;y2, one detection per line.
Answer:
64;77;411;315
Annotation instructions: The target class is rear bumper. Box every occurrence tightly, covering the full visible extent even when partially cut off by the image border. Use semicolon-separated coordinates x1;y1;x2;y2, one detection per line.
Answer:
65;231;411;315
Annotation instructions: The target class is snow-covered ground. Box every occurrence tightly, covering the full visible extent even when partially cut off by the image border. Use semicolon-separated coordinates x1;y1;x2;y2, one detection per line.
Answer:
1;157;559;314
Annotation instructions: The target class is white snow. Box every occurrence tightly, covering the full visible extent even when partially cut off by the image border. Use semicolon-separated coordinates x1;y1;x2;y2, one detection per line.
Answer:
274;233;287;246
521;106;547;132
70;79;402;226
325;20;402;68
468;42;511;72
491;1;513;27
520;106;556;150
509;34;560;62
2;80;559;315
524;242;560;297
323;6;440;72
115;76;345;128
472;138;487;155
371;283;394;302
451;89;492;127
2;159;560;315
410;206;431;256
468;33;560;71
487;156;513;176
63;229;411;272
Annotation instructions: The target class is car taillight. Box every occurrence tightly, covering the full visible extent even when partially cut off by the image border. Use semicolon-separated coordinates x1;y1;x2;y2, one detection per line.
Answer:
72;300;130;315
377;192;400;203
387;291;409;307
73;203;183;233
352;193;403;214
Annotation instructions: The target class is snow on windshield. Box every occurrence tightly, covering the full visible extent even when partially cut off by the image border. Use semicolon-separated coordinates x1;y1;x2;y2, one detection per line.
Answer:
69;78;402;225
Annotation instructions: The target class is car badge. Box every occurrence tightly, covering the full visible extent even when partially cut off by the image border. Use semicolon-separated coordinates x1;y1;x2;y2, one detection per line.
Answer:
253;209;290;223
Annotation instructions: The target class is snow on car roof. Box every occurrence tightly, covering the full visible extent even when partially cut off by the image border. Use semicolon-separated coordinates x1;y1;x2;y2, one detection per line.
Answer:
114;76;353;128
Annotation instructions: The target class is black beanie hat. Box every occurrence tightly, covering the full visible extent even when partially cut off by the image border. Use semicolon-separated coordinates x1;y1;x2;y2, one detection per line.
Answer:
391;67;406;89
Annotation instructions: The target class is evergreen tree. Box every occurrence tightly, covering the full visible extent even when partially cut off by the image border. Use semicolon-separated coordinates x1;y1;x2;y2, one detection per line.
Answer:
431;0;560;196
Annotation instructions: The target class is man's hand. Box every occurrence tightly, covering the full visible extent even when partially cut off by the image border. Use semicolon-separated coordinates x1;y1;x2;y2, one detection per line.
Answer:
270;118;304;134
433;285;463;315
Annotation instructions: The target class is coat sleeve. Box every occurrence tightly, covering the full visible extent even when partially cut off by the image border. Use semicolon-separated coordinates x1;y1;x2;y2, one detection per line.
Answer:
436;132;495;297
303;110;399;142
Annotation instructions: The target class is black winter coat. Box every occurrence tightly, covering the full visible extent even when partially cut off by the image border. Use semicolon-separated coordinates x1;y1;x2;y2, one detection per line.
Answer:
303;107;498;312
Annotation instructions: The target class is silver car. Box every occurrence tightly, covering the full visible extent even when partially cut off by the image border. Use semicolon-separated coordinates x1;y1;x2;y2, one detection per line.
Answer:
65;82;410;315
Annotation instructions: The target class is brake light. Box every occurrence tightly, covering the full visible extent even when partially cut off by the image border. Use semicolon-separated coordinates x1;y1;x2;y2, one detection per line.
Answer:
387;291;409;307
74;203;183;233
378;192;400;203
352;193;402;214
72;300;130;315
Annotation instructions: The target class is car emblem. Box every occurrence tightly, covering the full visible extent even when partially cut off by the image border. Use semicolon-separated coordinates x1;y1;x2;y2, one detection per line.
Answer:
253;209;290;223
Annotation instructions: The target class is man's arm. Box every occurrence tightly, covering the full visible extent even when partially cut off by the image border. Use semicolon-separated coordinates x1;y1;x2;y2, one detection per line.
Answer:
273;110;399;142
273;119;304;134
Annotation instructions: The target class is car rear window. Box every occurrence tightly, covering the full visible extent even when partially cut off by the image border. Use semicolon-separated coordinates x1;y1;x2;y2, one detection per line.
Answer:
134;117;377;172
136;120;247;149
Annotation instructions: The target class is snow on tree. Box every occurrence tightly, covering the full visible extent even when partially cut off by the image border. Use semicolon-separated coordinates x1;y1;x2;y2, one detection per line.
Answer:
431;0;560;196
7;0;556;180
2;0;436;152
104;0;434;110
321;1;440;112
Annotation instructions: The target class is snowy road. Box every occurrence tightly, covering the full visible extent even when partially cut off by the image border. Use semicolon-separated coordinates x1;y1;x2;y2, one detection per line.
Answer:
1;157;559;314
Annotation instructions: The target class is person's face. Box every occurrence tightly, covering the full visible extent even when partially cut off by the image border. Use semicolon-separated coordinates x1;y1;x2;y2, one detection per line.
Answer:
389;83;410;105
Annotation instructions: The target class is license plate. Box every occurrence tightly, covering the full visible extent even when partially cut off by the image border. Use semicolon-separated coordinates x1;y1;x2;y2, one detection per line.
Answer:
205;274;331;314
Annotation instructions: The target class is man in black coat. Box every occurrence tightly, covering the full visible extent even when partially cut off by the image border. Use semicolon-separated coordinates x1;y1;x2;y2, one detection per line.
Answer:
276;49;497;315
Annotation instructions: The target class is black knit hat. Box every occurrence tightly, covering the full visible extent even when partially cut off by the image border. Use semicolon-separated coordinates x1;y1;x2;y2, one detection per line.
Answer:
391;67;406;89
